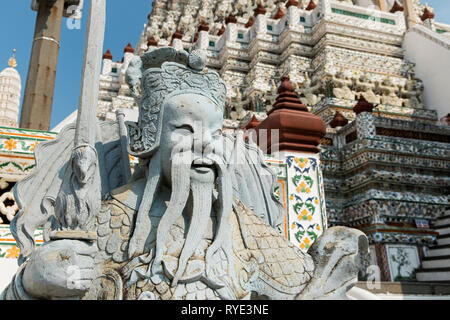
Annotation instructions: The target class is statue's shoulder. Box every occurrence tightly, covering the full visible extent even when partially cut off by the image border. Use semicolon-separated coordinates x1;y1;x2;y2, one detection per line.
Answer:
109;178;147;211
232;199;314;294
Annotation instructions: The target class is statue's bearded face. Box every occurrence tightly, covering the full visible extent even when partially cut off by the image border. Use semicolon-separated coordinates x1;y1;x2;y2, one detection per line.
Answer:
152;93;231;287
159;93;224;186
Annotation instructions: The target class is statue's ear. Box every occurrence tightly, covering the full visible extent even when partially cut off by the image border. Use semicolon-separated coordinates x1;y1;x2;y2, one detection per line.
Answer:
125;56;143;99
125;121;160;159
125;121;141;156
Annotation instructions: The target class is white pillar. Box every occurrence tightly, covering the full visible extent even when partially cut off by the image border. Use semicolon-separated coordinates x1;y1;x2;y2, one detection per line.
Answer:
225;23;238;44
101;58;112;75
403;0;418;28
287;5;300;25
287;4;304;32
196;30;210;51
255;14;268;35
320;0;332;18
172;38;183;51
423;18;436;32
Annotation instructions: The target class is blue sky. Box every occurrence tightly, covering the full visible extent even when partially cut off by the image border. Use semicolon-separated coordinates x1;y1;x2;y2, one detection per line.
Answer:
0;0;449;130
1;0;153;129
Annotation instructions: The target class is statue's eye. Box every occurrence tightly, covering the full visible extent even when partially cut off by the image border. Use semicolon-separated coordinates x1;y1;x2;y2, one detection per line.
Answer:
175;125;194;133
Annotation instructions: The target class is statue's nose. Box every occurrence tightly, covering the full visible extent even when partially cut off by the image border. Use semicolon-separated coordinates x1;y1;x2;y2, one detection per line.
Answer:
202;131;212;149
193;130;213;156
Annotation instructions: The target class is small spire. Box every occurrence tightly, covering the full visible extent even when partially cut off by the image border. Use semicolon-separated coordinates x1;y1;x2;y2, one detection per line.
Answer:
217;24;226;36
225;13;237;24
198;21;209;32
254;2;267;17
389;1;404;14
273;7;285;20
8;49;17;68
305;0;317;11
273;76;308;111
172;29;184;40
147;36;158;47
286;0;299;9
244;114;261;130
254;76;326;154
353;95;375;115
329;111;349;128
441;113;450;126
421;7;435;22
124;42;135;53
245;16;255;28
102;49;113;60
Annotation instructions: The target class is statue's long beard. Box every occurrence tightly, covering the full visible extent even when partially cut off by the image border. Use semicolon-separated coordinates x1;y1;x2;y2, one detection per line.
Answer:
172;178;213;286
151;151;234;289
151;150;191;276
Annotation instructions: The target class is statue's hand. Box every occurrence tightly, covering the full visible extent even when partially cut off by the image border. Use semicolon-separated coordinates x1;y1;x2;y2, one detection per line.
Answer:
22;240;97;299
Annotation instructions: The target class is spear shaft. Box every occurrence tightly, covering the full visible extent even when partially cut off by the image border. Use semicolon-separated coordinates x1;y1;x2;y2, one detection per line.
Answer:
51;0;106;241
75;0;106;147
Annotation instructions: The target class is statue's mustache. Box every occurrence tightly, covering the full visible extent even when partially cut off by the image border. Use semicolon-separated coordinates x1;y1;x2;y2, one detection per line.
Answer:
190;157;219;178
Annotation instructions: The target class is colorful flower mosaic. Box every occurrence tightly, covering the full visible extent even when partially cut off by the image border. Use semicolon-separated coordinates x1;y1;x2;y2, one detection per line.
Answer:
0;127;56;155
0;127;57;178
5;246;20;259
266;153;327;252
0;225;43;260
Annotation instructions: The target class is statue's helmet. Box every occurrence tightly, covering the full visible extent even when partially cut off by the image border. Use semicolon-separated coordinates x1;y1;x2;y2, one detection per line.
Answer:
125;47;227;158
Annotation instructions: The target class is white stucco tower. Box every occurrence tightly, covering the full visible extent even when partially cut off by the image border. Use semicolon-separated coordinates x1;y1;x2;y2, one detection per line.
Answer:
0;50;21;128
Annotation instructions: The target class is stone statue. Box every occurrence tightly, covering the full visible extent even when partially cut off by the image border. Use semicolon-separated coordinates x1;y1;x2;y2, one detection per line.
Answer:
355;74;380;105
2;47;368;300
332;71;356;101
295;74;323;107
161;12;177;38
265;79;278;112
216;1;232;19
379;78;403;106
401;78;425;109
228;87;248;121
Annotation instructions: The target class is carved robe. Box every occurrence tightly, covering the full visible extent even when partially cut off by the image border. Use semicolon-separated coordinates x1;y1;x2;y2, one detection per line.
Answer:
83;178;314;300
2;175;367;300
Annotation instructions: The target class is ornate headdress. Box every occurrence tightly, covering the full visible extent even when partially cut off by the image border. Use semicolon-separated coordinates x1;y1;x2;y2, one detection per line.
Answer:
125;47;227;158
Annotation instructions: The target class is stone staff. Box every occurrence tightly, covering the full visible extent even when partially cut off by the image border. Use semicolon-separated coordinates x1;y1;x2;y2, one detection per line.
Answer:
50;0;106;241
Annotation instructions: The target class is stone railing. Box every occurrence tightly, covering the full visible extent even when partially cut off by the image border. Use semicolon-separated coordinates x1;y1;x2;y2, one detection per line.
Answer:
328;0;405;32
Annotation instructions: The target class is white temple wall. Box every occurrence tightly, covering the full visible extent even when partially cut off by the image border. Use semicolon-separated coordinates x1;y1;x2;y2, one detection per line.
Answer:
403;25;450;120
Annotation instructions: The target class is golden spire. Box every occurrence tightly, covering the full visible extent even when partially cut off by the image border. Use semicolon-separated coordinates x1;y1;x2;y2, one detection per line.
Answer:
8;49;17;68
